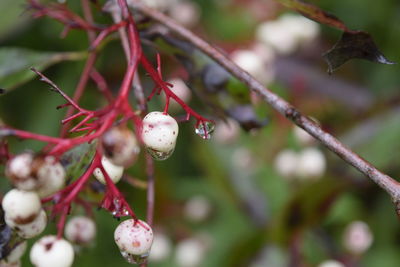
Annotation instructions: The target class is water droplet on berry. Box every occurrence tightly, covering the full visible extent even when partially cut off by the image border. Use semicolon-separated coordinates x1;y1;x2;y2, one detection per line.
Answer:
120;250;149;264
146;148;174;161
195;121;215;140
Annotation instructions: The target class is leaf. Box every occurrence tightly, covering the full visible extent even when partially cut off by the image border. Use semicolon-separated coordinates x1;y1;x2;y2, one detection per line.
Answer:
0;47;86;92
60;141;97;183
0;0;28;41
323;31;396;74
275;0;349;31
228;105;269;131
274;0;396;72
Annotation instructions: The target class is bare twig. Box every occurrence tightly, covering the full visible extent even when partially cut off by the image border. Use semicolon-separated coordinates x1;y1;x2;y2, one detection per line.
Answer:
131;2;400;206
61;0;98;137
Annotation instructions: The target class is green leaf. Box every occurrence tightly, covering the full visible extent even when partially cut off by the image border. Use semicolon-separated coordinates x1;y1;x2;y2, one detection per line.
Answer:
0;47;86;92
0;0;28;40
323;31;396;74
60;141;97;182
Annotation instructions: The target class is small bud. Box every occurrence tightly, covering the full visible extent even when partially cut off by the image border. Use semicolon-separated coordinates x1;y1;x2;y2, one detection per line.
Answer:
2;189;41;225
102;126;140;168
5;209;47;239
93;156;124;184
65;216;96;245
142;112;179;160
114;219;153;259
30;235;74;267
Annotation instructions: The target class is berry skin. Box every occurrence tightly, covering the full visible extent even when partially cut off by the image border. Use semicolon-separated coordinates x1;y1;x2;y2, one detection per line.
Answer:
213;119;240;145
35;156;65;197
343;221;373;254
5;209;47;239
102;126;140;168
6;154;65;195
30;235;74;267
5;152;35;190
142;112;179;160
297;147;326;179
65;216;96;245
274;149;299;178
114;219;153;256
2;189;41;225
93;156;124;184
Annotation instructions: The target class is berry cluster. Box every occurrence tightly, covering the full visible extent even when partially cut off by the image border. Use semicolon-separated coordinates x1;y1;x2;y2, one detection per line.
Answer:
0;0;214;266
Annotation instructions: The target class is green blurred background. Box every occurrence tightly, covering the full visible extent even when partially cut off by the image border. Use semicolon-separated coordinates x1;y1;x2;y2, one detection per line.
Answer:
1;0;400;266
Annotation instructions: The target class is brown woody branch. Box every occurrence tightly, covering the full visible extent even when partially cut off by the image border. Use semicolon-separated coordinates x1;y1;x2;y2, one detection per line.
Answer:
130;1;400;208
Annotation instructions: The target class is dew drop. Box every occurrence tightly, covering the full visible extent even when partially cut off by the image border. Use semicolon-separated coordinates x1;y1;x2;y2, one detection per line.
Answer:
120;250;149;264
195;121;215;140
146;147;174;161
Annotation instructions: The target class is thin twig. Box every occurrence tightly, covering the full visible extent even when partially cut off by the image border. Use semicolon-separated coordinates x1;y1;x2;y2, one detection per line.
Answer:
61;0;98;137
131;1;400;204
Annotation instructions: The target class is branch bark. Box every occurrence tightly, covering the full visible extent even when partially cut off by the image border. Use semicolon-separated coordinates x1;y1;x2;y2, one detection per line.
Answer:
131;1;400;205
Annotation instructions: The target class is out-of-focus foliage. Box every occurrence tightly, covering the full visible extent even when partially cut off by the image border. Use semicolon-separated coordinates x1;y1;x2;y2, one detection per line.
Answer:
0;0;400;266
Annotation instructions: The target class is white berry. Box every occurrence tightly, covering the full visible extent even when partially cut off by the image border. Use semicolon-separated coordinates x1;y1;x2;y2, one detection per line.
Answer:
163;78;192;111
93;156;124;184
274;149;299;178
231;49;266;82
5;241;27;263
175;238;206;267
343;221;373;254
142;112;179;160
6;153;35;191
65;216;96;245
297;147;326;179
183;195;212;222
2;189;41;224
293;126;315;146
318;260;345;267
6;209;47;239
36;156;65;197
148;233;172;262
102;126;140;168
168;1;200;28
114;219;153;256
213;119;240;145
30;235;74;267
